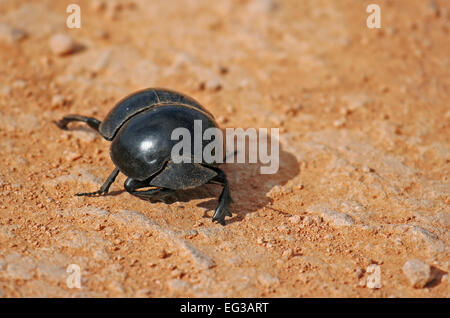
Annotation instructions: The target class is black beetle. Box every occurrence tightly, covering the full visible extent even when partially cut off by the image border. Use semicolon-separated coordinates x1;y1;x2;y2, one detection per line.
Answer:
55;88;232;225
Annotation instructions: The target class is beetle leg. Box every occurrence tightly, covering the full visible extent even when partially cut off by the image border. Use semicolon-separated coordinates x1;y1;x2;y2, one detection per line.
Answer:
124;178;175;203
54;115;101;133
76;168;119;197
206;167;232;226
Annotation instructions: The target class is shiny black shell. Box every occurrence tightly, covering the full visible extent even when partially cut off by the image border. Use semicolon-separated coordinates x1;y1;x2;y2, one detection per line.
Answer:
99;88;214;141
104;89;220;182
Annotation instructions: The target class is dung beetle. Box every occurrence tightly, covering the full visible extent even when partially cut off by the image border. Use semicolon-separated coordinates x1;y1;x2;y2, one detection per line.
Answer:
55;88;232;225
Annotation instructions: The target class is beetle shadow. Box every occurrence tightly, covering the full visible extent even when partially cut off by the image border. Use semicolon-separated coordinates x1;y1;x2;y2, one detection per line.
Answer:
139;136;300;224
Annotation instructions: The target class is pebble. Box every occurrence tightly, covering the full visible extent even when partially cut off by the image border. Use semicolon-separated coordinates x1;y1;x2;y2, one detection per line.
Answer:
135;289;151;297
91;0;107;11
49;34;76;56
0;24;26;44
303;216;313;226
12;80;27;88
64;151;81;162
248;0;279;13
281;248;294;260
333;118;346;128
110;209;158;229
320;210;354;227
226;255;244;266
80;206;109;217
289;215;301;224
158;249;170;259
167;279;191;293
0;85;11;96
204;77;223;91
5;256;36;280
51;95;68;108
409;226;438;241
35;262;67;282
362;165;373;173
258;273;280;286
402;259;433;288
216;116;228;124
107;281;125;294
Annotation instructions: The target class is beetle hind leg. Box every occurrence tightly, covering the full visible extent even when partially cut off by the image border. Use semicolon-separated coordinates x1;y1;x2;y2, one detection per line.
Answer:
54;115;101;133
206;167;232;226
76;168;119;197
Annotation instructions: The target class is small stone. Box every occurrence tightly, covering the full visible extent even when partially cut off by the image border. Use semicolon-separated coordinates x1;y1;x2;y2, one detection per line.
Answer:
289;215;301;224
217;116;228;124
78;206;109;217
333;118;346;128
362;165;373;173
51;95;68;108
12;80;27;88
409;226;438;241
402;259;433;288
358;278;366;287
158;249;170;259
135;289;151;297
0;24;26;44
205;77;223;91
442;274;448;283
340;107;351;116
226;255;243;266
258;273;280;286
0;86;11;96
93;249;109;260
94;222;105;231
91;0;107;11
36;262;67;282
281;248;293;260
303;216;313;226
170;269;183;278
320;210;354;227
95;30;110;39
324;234;334;240
50;34;76;56
64;151;81;161
110;209;158;229
5;256;36;280
107;281;125;294
167;279;191;292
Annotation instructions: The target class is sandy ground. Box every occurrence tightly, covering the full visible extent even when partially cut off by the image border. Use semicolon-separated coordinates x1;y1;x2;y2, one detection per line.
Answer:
0;0;449;297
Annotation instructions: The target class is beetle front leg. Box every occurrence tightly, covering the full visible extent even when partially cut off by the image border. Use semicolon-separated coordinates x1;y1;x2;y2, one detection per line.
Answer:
207;167;232;226
54;115;101;133
124;178;175;203
76;168;119;197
